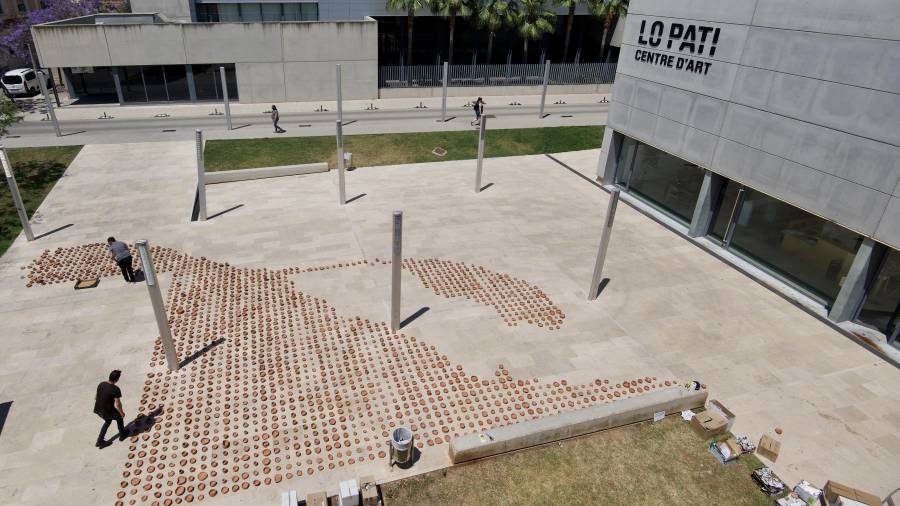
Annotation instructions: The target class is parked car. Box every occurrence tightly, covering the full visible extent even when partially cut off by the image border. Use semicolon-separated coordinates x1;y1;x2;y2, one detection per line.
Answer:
1;68;40;96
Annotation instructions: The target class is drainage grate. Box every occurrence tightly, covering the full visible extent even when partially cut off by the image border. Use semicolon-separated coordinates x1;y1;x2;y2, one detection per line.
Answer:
162;129;177;132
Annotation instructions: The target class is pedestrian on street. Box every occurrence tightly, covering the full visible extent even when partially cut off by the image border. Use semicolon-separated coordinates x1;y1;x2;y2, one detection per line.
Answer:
107;237;135;283
94;369;129;448
470;97;485;126
271;105;286;133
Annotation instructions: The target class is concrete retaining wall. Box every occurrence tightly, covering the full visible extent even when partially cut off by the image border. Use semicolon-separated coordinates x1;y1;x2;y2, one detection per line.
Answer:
379;83;613;99
449;386;707;464
205;162;328;184
32;19;379;103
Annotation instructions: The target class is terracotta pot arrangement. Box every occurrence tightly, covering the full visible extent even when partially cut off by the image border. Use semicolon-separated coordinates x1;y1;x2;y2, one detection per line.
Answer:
29;244;682;506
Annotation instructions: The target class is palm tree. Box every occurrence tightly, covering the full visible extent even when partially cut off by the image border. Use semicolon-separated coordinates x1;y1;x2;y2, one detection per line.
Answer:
513;0;556;64
476;0;513;64
433;0;473;65
592;0;627;62
386;0;429;66
555;0;595;62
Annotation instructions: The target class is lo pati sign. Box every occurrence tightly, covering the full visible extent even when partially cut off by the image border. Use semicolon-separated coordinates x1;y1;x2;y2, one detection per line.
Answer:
634;20;721;75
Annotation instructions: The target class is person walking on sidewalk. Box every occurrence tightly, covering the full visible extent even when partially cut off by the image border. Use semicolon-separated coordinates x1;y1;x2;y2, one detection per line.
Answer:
470;97;485;126
94;369;129;448
271;105;286;133
107;237;135;283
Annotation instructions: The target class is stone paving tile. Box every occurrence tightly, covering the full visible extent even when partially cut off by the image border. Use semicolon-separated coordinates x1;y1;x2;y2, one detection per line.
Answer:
0;144;898;505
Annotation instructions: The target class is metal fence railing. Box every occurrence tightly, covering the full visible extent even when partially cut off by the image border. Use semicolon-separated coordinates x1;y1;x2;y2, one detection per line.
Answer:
378;62;617;88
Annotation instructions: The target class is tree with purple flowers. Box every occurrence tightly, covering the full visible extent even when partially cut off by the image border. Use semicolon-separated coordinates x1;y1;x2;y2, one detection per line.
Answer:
1;0;126;60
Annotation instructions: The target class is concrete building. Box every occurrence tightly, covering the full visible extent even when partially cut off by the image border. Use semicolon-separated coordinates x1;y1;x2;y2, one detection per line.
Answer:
0;0;41;22
597;0;900;349
31;13;378;103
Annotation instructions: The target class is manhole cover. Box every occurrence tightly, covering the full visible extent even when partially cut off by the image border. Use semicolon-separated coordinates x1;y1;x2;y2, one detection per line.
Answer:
75;278;100;290
432;147;447;157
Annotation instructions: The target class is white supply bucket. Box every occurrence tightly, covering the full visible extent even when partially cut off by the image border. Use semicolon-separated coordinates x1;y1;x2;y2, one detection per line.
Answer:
390;427;414;465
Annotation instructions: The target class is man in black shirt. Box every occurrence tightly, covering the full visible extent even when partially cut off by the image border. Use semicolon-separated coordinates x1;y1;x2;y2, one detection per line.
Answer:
94;369;128;448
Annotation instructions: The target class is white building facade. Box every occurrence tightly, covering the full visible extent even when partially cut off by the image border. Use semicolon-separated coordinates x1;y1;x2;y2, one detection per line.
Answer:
597;0;900;348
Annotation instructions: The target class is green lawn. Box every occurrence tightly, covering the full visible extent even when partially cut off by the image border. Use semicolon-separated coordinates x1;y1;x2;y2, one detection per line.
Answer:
204;126;603;171
0;145;83;256
382;415;776;506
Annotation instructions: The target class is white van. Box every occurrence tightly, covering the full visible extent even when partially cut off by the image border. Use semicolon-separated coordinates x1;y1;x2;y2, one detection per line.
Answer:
2;68;39;96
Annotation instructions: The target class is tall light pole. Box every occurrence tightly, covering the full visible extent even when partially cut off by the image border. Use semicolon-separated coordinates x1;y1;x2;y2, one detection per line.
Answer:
195;130;207;221
336;119;346;205
136;240;179;371
0;145;34;241
538;60;551;118
37;71;61;137
391;211;403;332
588;188;620;300
219;66;232;130
475;116;487;193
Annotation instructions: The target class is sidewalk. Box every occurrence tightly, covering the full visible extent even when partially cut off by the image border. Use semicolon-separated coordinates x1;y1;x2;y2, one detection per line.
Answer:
5;91;611;147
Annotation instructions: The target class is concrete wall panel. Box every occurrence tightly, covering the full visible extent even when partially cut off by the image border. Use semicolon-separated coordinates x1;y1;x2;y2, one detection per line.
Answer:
617;44;739;101
611;74;637;106
184;23;283;64
622;15;750;64
752;0;900;40
235;62;286;103
282;21;377;62
130;0;192;21
682;125;718;167
284;60;376;101
874;198;900;249
32;26;112;67
608;100;631;131
629;0;757;24
105;24;186;66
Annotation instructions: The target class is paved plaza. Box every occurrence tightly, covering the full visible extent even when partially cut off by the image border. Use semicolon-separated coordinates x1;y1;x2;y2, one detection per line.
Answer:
0;142;898;504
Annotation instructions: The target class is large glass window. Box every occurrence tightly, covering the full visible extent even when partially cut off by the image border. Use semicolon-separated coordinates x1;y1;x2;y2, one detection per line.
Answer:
727;189;863;304
616;139;705;223
68;67;118;102
856;249;900;343
300;2;317;20
709;181;742;242
195;2;318;22
192;64;238;101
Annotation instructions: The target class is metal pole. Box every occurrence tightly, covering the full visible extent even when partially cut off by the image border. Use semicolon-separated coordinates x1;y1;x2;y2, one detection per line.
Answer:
391;211;402;332
0;145;34;241
336;119;346;205
219;66;232;130
440;61;448;122
135;240;179;371
588;188;619;300
539;59;551;119
28;43;59;107
475;116;487;193
195;129;207;221
36;71;61;137
336;63;343;124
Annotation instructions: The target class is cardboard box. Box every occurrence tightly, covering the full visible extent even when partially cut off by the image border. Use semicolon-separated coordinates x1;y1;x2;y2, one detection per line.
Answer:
757;434;781;462
717;437;742;462
793;480;822;505
823;481;881;506
691;411;727;439
306;491;329;506
706;399;736;432
359;475;378;506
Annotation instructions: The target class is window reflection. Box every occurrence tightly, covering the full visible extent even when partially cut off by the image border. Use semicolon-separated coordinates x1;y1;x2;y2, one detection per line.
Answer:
856;250;900;342
728;189;862;304
623;141;705;223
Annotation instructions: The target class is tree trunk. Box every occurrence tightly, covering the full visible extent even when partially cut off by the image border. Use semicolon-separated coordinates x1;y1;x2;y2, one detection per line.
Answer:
487;31;495;64
407;10;415;67
563;4;575;62
598;16;610;62
523;38;528;64
601;15;617;62
448;14;456;66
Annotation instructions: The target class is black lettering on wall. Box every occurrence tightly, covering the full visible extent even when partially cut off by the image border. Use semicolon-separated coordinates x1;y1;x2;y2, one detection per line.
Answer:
667;23;684;49
637;20;648;45
679;25;696;53
649;21;664;47
697;26;713;55
709;28;720;56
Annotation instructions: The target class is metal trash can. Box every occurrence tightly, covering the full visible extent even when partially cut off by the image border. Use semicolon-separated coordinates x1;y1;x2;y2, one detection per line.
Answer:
390;427;413;466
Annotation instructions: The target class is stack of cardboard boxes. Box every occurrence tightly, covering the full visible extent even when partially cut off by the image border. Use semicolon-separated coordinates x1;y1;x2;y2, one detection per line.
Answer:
822;481;882;506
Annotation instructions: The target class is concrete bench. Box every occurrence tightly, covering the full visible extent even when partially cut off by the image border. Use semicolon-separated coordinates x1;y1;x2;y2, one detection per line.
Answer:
205;162;328;185
449;386;707;464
